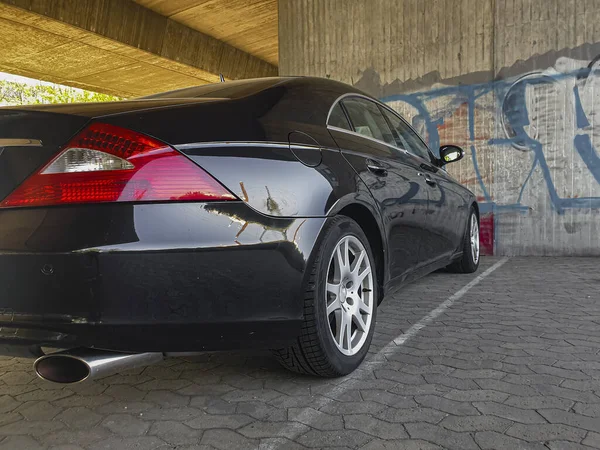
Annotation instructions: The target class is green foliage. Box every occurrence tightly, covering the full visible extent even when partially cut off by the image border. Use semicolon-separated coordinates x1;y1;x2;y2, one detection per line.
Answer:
0;80;120;106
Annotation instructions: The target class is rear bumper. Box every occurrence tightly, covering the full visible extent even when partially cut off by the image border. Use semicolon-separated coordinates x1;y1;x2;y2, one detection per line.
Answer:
0;202;326;354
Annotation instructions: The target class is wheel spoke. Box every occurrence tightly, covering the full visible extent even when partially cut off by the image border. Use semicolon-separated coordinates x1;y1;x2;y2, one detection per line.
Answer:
336;244;347;272
357;266;371;284
357;297;370;314
335;311;346;347
326;282;340;295
354;312;367;332
327;298;341;315
344;317;352;349
351;251;365;275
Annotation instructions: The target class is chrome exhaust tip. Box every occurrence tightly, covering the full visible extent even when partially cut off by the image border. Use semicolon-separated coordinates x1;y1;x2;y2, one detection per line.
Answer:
34;348;163;384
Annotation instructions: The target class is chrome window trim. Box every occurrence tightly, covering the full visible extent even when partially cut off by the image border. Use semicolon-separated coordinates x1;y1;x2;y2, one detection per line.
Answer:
0;139;43;147
327;125;410;156
326;93;438;165
175;141;319;151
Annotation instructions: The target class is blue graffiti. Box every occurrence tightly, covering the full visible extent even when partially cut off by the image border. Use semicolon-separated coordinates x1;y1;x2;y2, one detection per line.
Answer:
380;67;600;215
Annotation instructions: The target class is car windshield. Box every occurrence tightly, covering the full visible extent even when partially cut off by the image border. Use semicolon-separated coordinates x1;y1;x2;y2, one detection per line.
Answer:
140;78;284;100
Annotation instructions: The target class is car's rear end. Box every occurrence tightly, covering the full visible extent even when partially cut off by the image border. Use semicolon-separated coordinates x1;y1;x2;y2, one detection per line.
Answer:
0;101;323;360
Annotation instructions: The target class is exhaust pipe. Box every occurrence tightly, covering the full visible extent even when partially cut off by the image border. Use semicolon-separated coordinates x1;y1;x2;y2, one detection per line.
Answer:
34;348;163;384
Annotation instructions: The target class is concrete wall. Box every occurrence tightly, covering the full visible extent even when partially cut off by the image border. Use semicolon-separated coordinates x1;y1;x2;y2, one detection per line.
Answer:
279;0;600;256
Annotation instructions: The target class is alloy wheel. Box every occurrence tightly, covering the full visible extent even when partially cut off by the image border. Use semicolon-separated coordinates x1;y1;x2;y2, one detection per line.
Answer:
325;235;374;356
470;213;480;264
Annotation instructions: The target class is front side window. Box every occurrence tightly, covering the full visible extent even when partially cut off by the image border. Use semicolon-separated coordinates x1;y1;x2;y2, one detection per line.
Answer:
380;106;432;161
327;102;351;130
342;97;396;146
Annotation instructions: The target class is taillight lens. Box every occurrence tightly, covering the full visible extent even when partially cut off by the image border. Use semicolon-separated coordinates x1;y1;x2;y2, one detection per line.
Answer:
1;123;236;208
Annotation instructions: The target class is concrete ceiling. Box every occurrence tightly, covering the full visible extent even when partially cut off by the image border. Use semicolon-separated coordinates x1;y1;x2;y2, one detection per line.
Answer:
134;0;279;65
0;0;278;98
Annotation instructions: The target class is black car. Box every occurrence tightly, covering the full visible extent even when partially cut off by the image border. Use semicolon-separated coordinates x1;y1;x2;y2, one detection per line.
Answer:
0;77;479;383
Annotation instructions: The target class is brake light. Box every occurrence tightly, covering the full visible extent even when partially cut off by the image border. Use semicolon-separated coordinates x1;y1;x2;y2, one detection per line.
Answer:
1;123;236;207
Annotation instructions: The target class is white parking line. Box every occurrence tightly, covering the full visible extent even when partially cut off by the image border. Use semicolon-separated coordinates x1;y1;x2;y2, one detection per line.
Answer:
263;257;509;450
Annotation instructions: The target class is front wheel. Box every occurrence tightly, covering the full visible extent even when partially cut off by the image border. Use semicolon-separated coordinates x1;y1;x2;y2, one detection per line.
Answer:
272;216;378;377
447;208;480;273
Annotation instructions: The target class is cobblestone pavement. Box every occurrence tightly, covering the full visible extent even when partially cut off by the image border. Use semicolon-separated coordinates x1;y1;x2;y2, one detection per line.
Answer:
0;257;599;449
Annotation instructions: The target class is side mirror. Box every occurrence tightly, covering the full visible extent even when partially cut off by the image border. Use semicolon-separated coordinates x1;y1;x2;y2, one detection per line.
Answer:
439;145;464;165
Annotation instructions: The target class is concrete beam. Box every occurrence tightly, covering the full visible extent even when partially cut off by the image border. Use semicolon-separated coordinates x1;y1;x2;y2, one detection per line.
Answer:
0;0;277;97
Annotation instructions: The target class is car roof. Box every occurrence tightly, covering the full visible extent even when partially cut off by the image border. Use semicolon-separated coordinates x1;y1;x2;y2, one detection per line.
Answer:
141;76;369;104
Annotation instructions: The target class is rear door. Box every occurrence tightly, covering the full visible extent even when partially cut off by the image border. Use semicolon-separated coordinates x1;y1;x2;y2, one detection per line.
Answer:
327;97;429;285
379;106;466;264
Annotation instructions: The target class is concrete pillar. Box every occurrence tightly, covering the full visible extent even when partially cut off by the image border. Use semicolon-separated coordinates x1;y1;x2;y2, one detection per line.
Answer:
279;0;600;256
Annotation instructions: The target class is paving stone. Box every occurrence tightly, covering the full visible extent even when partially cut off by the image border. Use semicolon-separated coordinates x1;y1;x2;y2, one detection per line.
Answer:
236;401;287;421
360;439;443;450
148;420;203;445
474;431;547;450
320;401;386;415
415;394;479;415
139;406;203;421
288;407;343;430
190;396;237;414
529;364;589;380
404;422;479;450
474;379;539;396
538;409;600;433
200;429;259;450
375;407;447;424
186;412;253;430
504;395;575;410
221;389;281;402
296;429;373;448
41;427;112;446
238;420;309;439
88;436;166;450
360;390;417;408
17;400;60;420
443;389;508;402
0;395;20;413
144;390;190;407
344;414;408;439
473;402;546;424
506;423;587;442
104;385;146;401
574;402;600;418
0;436;44;450
582;431;600;447
439;415;513;433
0;419;64;435
101;414;151;436
52;394;113;408
56;406;103;428
546;442;598;450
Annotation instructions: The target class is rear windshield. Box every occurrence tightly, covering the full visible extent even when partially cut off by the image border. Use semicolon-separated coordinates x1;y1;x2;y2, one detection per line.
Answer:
141;78;284;100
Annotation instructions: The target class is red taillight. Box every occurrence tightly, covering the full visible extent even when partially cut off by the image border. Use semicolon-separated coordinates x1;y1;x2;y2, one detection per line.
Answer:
1;123;236;208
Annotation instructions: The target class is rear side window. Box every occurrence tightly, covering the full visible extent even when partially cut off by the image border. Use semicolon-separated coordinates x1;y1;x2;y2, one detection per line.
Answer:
328;103;351;130
380;107;431;161
342;97;395;146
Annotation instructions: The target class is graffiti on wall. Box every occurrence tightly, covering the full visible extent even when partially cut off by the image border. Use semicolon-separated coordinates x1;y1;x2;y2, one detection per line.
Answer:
355;45;600;254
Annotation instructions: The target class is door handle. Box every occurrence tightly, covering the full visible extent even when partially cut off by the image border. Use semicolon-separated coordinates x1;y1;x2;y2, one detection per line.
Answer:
418;172;437;186
366;160;387;176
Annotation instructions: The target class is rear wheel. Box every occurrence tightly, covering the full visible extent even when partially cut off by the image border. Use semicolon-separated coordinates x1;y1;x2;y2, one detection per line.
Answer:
272;216;378;377
447;208;480;273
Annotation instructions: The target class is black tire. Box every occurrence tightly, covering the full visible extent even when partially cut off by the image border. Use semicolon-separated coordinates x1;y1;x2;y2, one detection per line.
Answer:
272;216;378;377
447;207;480;274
